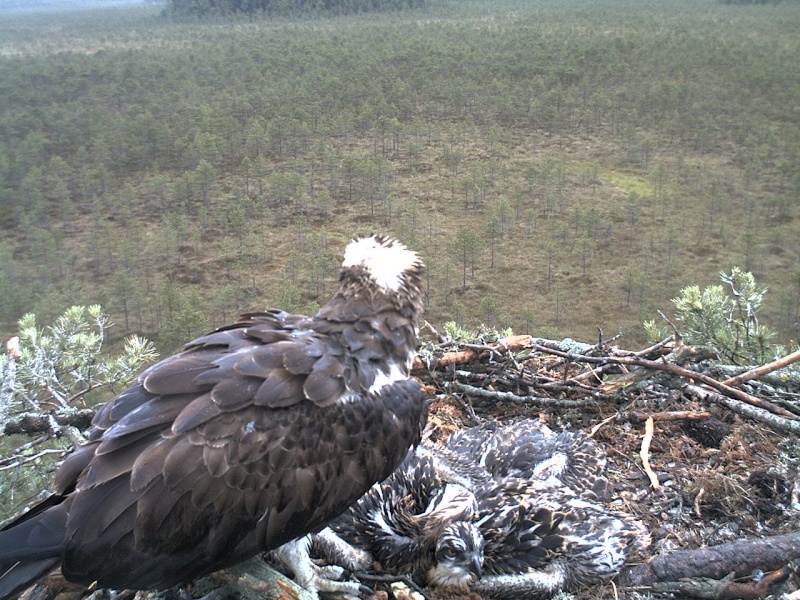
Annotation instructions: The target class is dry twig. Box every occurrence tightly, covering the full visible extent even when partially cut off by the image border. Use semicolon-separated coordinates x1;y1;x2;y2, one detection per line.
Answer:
531;344;798;419
640;417;660;490
447;381;599;409
626;410;712;423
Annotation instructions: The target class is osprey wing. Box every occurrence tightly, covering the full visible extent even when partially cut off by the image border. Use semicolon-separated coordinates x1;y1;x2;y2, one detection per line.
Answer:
0;234;427;600
4;313;423;593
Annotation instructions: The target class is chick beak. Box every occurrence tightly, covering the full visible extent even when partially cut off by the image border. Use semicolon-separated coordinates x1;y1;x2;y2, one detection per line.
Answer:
469;555;483;579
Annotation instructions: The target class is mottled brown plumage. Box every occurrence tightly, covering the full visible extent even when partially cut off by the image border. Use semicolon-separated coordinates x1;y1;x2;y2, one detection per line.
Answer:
0;235;426;600
442;419;610;500
329;450;480;585
468;481;647;599
324;420;648;599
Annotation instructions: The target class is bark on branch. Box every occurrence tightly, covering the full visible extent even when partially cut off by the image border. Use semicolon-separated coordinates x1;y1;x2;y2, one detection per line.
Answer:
618;531;800;587
721;347;800;388
3;409;96;437
648;568;791;600
685;384;800;435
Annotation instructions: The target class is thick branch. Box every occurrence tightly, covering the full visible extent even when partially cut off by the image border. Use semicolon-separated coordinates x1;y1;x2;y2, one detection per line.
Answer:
721;347;800;387
710;364;800;390
649;568;790;600
685;384;800;435
213;557;319;600
618;531;800;587
16;558;321;600
3;409;96;437
570;341;710;386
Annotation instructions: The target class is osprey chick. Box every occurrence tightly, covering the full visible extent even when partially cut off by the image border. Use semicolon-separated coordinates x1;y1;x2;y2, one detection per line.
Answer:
0;235;426;600
325;420;647;599
466;479;648;599
443;419;610;500
329;450;482;587
432;421;648;599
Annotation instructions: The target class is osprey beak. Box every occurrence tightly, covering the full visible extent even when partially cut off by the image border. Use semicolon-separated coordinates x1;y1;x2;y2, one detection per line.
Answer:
470;554;483;579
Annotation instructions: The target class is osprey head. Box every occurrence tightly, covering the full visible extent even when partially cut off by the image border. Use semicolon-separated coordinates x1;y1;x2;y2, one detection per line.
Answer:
341;235;423;294
428;521;484;588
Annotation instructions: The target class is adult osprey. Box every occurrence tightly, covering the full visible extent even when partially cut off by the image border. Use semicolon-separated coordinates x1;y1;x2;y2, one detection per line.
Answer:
0;235;426;600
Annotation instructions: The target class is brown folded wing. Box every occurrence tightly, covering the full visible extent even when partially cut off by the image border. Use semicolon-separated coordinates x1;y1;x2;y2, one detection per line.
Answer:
51;312;422;590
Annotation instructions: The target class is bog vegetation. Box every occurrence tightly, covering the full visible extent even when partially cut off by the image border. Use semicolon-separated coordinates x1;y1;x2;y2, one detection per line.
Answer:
0;0;799;355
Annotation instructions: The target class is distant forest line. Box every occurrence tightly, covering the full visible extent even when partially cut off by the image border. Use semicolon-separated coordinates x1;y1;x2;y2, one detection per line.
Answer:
165;0;429;17
0;0;799;352
0;0;161;14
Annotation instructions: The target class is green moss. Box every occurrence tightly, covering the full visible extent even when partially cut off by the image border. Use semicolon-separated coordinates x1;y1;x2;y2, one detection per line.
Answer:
603;171;654;199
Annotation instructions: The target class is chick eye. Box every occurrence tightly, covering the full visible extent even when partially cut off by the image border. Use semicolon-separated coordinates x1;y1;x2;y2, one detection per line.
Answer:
440;547;458;560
